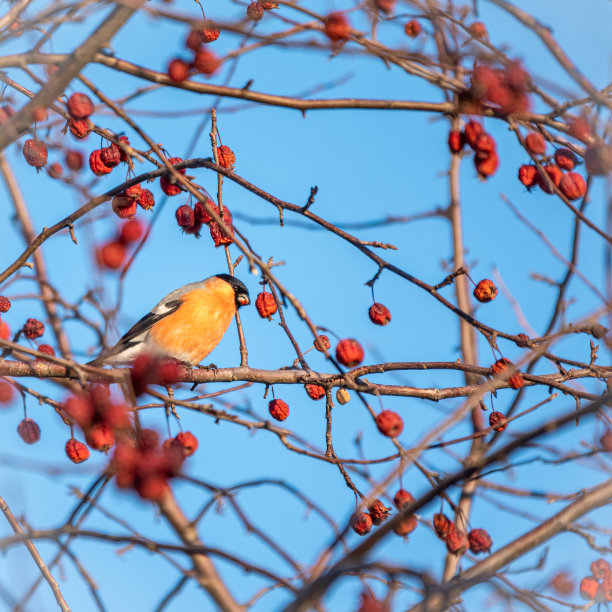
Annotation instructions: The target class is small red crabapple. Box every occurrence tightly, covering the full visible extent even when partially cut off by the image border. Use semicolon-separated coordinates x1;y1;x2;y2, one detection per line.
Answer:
468;528;492;553
550;572;574;596
468;21;487;39
489;410;507;432
68;118;91;139
375;410;403;437
591;559;611;580
336;338;364;367
174;431;198;456
393;489;414;509
368;499;391;525
96;241;126;270
65;150;84;171
404;19;421;38
217;145;236;168
18;419;41;444
23;139;48;168
394;514;418;536
85;422;115;452
474;150;499;178
314;335;330;352
0;296;11;312
518;164;538;188
446;530;468;554
167;58;189;83
448;130;464;153
368;303;391;325
584;143;612;176
524;133;546;155
350;512;372;536
66;92;94;119
491;358;524;389
119;219;144;244
463;120;483;149
324;12;350;42
433;513;454;540
247;2;264;21
255;292;277;318
305;384;325;400
579;576;599;601
473;279;497;303
65;438;90;463
559;172;587;200
268;398;289;422
554;148;578;170
89;149;113;176
536;164;563;193
23;318;44;339
0;382;13;404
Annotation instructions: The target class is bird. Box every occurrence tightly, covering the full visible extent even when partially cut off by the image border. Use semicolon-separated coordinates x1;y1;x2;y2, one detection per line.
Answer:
88;274;250;367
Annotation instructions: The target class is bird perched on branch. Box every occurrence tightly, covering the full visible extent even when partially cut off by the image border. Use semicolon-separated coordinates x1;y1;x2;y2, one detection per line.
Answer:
88;274;250;367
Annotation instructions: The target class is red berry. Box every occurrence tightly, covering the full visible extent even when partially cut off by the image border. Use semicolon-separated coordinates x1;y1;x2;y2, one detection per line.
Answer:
446;530;469;554
433;513;455;540
0;296;11;312
65;150;84;171
580;576;599;601
394;514;418;536
255;292;277;318
404;19;421;38
119;219;144;244
168;58;189;83
559;172;587;200
601;576;612;602
217;145;235;168
23;318;44;339
305;384;325;400
200;20;220;43
474;150;499;178
194;199;219;224
96;241;126;270
374;0;396;13
68;118;91;139
350;512;372;536
375;410;403;438
518;164;537;188
193;49;221;76
469;21;487;39
0;382;13;404
47;162;62;178
247;2;264;20
393;489;414;510
209;208;234;247
174;431;198;456
36;344;55;360
325;12;350;42
489;410;507;432
0;321;10;340
86;422;115;452
89;149;113;176
160;175;182;196
474;132;496;154
368;499;391;525
368;303;391;326
136;476;169;501
524;133;546;155
112;194;137;219
175;205;195;229
591;559;611;580
314;335;330;352
65;438;90;463
554;148;578;170
473;279;497;303
100;145;120;168
448;130;464;154
536;164;563;193
463;120;483;149
66;92;94;119
468;528;492;553
63;395;95;427
336;338;364;367
117;136;130;162
138;188;155;210
492;358;524;389
268;398;289;421
18;419;41;444
550;572;574;596
23;139;48;168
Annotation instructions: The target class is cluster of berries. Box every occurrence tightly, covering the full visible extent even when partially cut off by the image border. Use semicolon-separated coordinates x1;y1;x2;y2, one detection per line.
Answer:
351;489;417;537
468;62;530;116
434;512;492;555
129;353;182;396
580;559;612;602
246;1;278;22
89;135;131;177
167;21;222;83
96;219;145;271
175;198;235;247
111;182;155;218
448;119;499;178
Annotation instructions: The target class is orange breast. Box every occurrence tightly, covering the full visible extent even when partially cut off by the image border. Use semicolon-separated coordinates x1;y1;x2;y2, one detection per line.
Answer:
149;280;236;364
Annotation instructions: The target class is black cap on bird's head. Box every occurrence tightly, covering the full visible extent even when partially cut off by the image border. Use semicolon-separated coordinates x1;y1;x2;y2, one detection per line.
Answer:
215;273;250;308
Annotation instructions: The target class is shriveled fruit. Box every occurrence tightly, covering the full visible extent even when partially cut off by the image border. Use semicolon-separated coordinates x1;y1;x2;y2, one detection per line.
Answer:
325;12;350;42
473;279;497;303
268;399;289;421
559;172;587;200
368;303;391;325
336;338;364;367
65;438;90;463
18;419;41;444
350;512;372;536
23;139;48;168
255;292;277;318
375;410;403;437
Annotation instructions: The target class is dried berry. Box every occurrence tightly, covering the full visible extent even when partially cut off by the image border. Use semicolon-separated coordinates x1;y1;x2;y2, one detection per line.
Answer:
47;162;62;178
89;149;113;176
18;419;41;444
585;143;612;176
469;21;487;39
314;335;330;352
492;357;524;389
518;164;537;188
112;194;137;219
86;422;115;452
0;382;13;404
554;148;578;171
268;398;289;421
63;395;95;427
569;117;591;141
305;384;325;400
559;172;587;200
474;150;499;178
448;130;464;154
325;12;350;42
67;92;94;119
336;338;364;367
119;219;144;244
468;528;492;553
68;118;91;139
30;107;47;123
404;19;421;38
217;145;235;169
175;205;195;229
0;296;11;313
601;576;612;602
36;344;55;360
463;120;483;149
259;1;278;8
96;241;126;270
580;576;599;601
0;321;10;340
168;58;189;83
194;199;219;224
393;489;414;510
550;572;574;596
65;438;90;463
209;208;234;247
524;133;546;155
368;499;391;525
591;559;611;580
255;292;277;318
336;388;350;405
160;175;182;196
394;514;418;536
368;303;391;326
201;20;220;43
374;0;396;13
433;513;455;540
23;139;48;168
375;410;403;438
117;136;130;162
446;530;469;554
247;2;264;20
350;512;372;536
174;431;198;456
23;318;44;339
474;132;496;154
489;410;507;432
536;164;563;193
100;145;120;168
193;49;221;76
138;189;155;210
473;279;497;303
